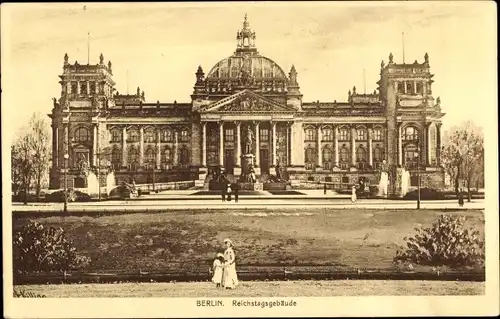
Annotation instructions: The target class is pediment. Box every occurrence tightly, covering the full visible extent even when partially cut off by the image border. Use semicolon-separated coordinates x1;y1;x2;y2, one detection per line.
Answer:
199;90;295;113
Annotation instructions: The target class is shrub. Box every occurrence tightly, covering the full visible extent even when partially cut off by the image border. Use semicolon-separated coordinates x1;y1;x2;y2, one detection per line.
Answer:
393;215;484;268
403;187;446;200
13;221;91;274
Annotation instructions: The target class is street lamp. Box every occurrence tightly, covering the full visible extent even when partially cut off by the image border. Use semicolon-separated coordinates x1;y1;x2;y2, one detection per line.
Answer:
416;139;421;210
63;153;69;213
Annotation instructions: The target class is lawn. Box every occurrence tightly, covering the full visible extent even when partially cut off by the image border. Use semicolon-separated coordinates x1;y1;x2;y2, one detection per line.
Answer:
13;280;484;297
12;209;484;273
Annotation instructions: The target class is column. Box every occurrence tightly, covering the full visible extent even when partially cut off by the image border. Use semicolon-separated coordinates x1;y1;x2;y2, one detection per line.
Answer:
64;124;69;157
436;123;442;165
173;130;179;166
333;125;339;166
397;124;403;166
414;80;417;94
403;81;407;94
201;122;207;167
351;126;356;166
271;121;277;166
77;82;81;94
426;124;431;166
122;126;127;167
66;82;71;95
317;125;322;168
156;129;161;169
139;126;144;167
87;82;90;95
255;122;260;167
423;81;427;95
52;125;57;167
368;127;373;167
219;122;224;166
235;122;241;167
288;123;293;166
92;124;97;166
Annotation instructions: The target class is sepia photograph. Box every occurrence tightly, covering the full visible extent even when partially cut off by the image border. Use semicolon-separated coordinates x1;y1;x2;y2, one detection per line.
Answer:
2;1;498;318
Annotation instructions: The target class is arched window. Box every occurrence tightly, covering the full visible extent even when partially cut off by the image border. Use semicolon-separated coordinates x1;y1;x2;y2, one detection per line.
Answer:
339;128;350;141
74;127;91;142
161;147;172;170
128;128;140;142
406;82;413;94
416;82;423;94
373;128;382;141
322;128;333;141
373;146;384;168
404;144;419;169
403;126;419;141
111;147;121;168
339;146;349;169
179;147;189;167
80;82;88;95
305;147;316;170
145;147;155;168
356;128;367;141
144;128;156;143
356;146;366;170
128;146;139;169
111;129;121;143
161;129;173;142
305;128;316;141
398;83;404;93
323;147;333;170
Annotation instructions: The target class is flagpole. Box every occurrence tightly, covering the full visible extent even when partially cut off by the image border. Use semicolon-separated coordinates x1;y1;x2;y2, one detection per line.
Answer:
363;69;366;94
87;32;90;65
402;32;405;64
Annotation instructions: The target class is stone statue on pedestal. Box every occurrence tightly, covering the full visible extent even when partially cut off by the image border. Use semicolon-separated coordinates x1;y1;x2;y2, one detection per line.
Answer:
245;125;254;154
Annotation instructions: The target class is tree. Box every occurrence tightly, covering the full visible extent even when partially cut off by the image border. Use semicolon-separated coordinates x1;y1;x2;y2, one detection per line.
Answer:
11;113;51;202
441;121;484;201
29;113;51;201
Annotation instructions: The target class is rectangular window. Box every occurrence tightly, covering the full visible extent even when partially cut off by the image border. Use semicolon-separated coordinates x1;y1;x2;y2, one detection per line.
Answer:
225;129;234;142
305;129;316;141
260;128;269;142
373;129;382;141
356;129;366;141
180;130;189;142
322;129;333;141
90;82;96;94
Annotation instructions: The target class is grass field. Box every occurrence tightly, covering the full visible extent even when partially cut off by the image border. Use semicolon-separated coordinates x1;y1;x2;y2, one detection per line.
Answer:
12;209;484;273
13;280;484;297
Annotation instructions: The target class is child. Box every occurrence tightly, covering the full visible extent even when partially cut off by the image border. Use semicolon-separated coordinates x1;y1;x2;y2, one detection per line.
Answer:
212;253;225;288
226;183;232;202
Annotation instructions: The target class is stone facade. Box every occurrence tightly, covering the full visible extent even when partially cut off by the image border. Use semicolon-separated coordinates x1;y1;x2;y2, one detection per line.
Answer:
49;16;445;191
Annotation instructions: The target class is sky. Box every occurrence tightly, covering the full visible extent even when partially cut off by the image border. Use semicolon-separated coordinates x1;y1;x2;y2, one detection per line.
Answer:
1;2;497;143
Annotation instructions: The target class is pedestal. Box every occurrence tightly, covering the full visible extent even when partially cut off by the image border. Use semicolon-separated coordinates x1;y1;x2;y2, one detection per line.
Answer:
234;167;242;176
269;166;276;176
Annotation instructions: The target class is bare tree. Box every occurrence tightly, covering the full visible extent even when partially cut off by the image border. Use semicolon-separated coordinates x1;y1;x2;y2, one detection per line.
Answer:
11;113;51;202
441;121;484;201
29;113;52;200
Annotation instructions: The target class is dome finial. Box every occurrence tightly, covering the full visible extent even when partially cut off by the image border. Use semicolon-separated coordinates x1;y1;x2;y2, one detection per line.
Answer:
243;13;249;29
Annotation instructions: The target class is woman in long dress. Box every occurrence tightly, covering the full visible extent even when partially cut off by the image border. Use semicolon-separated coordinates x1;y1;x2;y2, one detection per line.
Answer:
222;238;239;289
351;185;357;203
